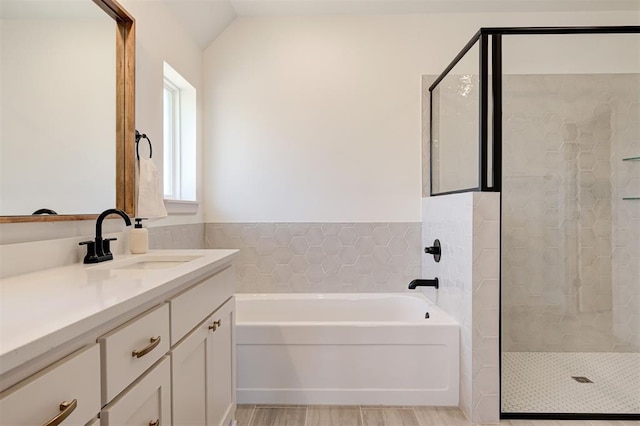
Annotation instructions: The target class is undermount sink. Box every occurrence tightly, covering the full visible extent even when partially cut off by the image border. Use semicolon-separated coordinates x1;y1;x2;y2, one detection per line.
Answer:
115;260;192;270
97;254;203;271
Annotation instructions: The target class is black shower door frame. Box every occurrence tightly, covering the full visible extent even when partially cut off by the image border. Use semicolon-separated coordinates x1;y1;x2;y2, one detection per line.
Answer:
429;25;640;421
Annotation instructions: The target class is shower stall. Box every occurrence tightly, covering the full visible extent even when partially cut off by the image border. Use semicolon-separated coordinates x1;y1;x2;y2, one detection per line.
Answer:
429;26;640;420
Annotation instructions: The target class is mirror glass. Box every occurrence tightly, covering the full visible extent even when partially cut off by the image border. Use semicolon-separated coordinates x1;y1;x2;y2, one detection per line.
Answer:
0;0;116;216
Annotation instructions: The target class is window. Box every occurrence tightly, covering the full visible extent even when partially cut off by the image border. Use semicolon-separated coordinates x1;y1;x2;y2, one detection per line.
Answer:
162;62;197;214
163;78;180;199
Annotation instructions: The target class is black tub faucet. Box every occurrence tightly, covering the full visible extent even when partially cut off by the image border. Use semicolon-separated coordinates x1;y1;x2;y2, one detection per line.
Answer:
80;208;132;264
408;278;439;289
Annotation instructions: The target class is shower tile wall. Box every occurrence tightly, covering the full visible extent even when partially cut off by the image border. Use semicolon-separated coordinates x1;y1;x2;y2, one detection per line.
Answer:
502;74;640;353
610;75;640;350
422;192;500;424
205;223;422;293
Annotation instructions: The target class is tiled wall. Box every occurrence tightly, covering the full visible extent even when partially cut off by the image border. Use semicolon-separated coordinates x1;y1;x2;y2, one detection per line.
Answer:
204;223;422;293
422;194;473;419
610;75;640;350
501;74;640;352
0;222;206;278
422;192;500;424
470;193;500;424
148;223;206;249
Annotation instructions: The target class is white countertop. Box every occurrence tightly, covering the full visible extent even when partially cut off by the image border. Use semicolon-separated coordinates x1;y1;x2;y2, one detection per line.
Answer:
0;249;238;375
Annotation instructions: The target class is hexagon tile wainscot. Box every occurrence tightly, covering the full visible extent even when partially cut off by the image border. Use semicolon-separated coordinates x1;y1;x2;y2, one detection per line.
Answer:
205;223;422;293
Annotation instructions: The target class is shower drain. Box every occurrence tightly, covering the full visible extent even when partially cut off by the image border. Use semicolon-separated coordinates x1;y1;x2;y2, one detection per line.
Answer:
572;376;593;383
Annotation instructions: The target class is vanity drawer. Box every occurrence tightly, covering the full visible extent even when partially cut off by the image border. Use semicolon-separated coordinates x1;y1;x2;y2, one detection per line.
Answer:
100;356;171;426
169;265;235;345
0;344;100;426
98;303;170;404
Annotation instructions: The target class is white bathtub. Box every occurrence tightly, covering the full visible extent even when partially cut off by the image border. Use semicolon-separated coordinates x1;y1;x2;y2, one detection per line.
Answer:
235;293;459;406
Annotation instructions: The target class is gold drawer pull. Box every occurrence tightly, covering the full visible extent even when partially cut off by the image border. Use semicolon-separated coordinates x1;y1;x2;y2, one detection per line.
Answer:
208;320;222;332
132;336;161;358
149;420;159;426
43;399;77;426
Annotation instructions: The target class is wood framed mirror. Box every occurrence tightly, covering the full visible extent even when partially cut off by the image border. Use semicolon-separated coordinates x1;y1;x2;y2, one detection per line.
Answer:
0;0;135;223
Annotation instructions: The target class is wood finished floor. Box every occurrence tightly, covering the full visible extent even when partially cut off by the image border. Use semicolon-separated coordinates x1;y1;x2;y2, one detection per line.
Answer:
236;405;640;426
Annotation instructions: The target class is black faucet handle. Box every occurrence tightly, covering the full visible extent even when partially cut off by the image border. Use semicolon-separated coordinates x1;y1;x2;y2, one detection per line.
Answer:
79;240;98;263
103;238;118;256
424;239;441;263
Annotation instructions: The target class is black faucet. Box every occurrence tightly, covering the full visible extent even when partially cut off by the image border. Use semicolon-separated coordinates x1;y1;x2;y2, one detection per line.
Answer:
408;278;439;289
80;208;132;264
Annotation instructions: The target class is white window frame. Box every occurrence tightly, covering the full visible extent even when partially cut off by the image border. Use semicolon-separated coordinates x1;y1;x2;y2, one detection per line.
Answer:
163;78;181;200
162;62;198;215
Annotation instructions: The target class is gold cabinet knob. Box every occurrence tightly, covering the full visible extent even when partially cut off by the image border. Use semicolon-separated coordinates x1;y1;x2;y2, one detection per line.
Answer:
208;319;222;332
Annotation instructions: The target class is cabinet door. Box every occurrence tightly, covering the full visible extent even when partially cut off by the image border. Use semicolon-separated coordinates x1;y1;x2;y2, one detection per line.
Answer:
171;319;210;426
169;266;235;345
100;357;170;426
207;297;236;426
0;344;100;426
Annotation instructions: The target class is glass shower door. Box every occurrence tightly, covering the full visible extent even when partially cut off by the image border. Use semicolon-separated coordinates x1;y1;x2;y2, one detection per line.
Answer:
500;33;640;417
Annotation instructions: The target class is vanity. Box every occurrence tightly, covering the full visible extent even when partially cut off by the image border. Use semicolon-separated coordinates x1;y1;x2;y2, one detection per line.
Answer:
0;249;238;426
0;0;235;422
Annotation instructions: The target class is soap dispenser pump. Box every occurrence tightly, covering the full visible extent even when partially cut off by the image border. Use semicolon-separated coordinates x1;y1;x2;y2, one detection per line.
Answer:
130;218;149;254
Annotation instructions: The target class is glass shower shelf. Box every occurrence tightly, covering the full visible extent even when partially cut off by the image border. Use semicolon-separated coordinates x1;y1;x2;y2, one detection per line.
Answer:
622;197;640;200
622;156;640;161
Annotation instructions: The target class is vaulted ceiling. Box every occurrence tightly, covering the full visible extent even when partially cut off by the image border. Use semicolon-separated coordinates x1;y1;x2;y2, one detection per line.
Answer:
158;0;640;49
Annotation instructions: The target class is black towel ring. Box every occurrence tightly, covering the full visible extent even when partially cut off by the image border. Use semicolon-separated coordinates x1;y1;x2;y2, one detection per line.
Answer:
135;130;153;160
32;208;58;215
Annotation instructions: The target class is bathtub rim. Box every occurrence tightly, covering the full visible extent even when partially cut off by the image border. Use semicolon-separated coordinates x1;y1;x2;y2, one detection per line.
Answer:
234;292;459;326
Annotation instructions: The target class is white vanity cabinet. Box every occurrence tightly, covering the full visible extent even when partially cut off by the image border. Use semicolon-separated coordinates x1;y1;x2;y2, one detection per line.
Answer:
170;267;236;426
171;315;210;425
169;266;235;346
0;250;238;426
206;298;236;426
98;303;170;405
100;357;171;426
0;344;101;426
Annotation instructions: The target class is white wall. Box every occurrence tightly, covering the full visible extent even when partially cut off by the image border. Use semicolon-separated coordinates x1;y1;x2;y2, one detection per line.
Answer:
121;0;205;228
203;11;639;223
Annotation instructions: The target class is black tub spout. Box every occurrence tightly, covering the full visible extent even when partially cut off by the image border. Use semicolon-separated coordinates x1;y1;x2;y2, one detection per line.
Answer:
408;278;439;289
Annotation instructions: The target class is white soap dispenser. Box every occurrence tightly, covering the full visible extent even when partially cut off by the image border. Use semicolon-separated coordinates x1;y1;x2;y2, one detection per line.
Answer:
130;218;149;254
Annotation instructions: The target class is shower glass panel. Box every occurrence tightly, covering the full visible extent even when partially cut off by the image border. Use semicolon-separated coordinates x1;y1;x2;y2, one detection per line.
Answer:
500;32;640;417
431;42;480;194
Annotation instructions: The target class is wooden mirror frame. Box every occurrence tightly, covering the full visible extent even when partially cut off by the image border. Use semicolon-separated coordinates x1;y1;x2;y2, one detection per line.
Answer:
0;0;135;223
